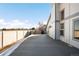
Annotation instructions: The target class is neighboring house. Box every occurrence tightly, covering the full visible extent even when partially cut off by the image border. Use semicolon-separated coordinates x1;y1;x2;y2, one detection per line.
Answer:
46;3;79;49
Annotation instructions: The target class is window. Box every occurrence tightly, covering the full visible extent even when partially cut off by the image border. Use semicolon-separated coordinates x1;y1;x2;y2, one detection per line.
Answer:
60;23;64;36
60;9;64;36
49;25;52;28
60;30;64;35
61;9;64;20
60;23;64;29
74;20;79;39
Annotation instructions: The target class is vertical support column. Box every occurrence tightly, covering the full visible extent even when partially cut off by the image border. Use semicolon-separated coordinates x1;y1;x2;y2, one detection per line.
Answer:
2;29;3;48
16;30;18;41
55;3;60;40
23;30;24;38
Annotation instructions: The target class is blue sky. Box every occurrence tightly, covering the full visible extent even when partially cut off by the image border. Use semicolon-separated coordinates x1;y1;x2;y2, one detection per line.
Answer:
0;3;52;29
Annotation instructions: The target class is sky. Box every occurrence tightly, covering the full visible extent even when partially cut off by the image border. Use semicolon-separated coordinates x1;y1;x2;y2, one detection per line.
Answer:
0;3;52;29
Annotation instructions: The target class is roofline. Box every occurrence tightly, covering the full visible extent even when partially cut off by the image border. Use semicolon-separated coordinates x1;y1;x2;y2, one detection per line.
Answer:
46;13;51;29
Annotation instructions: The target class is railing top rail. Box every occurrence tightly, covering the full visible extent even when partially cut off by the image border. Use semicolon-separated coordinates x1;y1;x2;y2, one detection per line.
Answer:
0;29;28;31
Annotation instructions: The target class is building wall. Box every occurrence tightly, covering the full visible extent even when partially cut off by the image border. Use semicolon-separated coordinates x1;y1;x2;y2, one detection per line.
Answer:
46;3;60;40
55;3;60;40
60;3;79;48
46;3;55;39
47;3;79;48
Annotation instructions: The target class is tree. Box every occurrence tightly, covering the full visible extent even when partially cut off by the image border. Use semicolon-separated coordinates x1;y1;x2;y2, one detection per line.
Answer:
31;27;35;30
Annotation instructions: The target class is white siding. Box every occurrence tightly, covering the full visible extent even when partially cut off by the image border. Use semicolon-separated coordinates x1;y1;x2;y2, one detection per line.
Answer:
47;3;55;39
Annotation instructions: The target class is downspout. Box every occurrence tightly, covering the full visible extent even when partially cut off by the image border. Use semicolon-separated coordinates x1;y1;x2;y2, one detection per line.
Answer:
55;3;56;40
69;3;70;44
54;1;56;40
2;29;3;48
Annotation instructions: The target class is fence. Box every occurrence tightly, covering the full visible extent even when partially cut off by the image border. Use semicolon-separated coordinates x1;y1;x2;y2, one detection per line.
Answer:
0;29;28;50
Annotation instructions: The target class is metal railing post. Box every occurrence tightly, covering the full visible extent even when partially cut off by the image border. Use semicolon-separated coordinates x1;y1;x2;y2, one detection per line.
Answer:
16;30;18;41
2;29;3;48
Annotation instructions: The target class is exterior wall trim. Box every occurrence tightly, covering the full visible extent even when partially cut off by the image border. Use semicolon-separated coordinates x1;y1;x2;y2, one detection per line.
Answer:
65;12;79;20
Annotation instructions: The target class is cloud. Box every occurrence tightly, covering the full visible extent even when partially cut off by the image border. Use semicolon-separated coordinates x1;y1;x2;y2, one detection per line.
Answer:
43;20;47;24
0;18;35;29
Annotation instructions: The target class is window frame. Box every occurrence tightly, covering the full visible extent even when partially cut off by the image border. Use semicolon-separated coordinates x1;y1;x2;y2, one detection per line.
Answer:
61;9;65;20
60;23;64;36
73;18;79;40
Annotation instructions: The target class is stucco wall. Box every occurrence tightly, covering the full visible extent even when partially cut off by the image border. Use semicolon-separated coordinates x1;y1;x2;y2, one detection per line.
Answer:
47;3;79;48
47;3;60;40
46;3;55;39
70;3;79;16
60;3;79;48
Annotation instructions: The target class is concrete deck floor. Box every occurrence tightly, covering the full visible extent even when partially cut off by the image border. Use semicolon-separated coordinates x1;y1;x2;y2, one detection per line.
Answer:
10;34;79;56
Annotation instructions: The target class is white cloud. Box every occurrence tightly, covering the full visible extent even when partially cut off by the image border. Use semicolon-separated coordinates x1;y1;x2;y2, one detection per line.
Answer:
43;20;47;24
0;18;35;29
0;19;4;23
